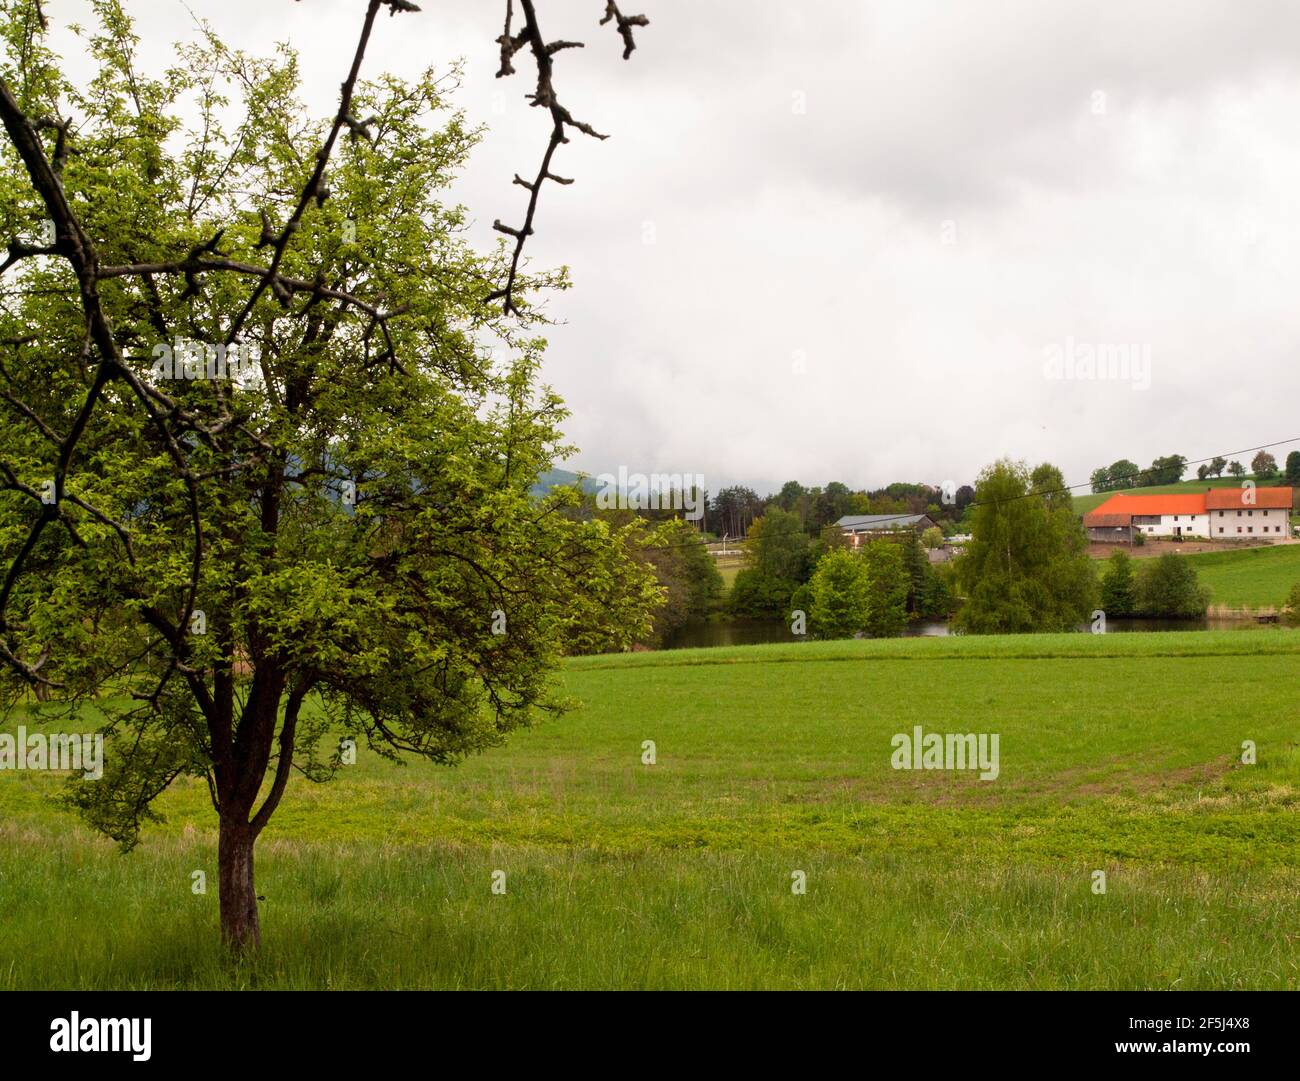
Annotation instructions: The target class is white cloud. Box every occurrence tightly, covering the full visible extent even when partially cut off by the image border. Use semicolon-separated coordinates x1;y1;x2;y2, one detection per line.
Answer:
47;0;1300;493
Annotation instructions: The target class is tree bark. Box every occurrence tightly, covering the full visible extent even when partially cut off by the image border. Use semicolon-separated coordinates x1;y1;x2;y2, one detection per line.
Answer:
218;818;260;952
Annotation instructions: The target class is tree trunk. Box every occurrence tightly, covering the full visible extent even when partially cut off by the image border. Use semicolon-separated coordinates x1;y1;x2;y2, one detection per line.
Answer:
218;818;260;952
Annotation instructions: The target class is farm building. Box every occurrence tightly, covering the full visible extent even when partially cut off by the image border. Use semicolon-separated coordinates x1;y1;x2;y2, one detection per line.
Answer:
836;513;937;548
1083;487;1294;542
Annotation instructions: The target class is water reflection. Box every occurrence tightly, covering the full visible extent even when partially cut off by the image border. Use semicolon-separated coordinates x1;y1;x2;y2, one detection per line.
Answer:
661;616;1281;650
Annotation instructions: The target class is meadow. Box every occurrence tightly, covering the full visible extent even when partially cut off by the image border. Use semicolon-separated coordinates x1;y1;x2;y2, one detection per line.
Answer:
1183;543;1300;610
3;630;1300;989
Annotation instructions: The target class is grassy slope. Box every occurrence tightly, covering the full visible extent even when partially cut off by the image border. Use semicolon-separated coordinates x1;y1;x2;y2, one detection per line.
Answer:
4;630;1300;988
716;557;743;589
1182;544;1300;609
1083;540;1300;609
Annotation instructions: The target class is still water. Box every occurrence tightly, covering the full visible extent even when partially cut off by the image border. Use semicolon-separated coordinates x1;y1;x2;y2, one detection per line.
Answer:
661;616;1277;650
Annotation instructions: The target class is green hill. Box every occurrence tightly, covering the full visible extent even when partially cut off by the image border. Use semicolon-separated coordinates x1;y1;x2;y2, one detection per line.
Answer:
529;466;601;499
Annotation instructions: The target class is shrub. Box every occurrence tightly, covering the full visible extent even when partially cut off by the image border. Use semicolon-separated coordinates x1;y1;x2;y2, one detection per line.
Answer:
1134;554;1210;618
1282;582;1300;628
808;550;872;638
860;541;910;636
1100;550;1136;617
728;568;797;619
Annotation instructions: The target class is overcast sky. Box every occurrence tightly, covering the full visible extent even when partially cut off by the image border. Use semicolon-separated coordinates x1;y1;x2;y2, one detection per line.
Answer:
51;1;1300;495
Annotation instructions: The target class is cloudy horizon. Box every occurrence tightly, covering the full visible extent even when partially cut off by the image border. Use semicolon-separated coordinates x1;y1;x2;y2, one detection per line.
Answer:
53;0;1300;496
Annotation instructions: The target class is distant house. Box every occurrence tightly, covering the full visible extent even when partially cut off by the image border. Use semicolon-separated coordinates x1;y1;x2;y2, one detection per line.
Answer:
1083;487;1294;543
836;513;937;548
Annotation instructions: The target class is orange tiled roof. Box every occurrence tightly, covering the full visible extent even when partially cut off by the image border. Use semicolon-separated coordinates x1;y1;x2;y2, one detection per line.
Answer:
1083;487;1293;525
1205;486;1293;510
1085;493;1206;521
1084;512;1133;528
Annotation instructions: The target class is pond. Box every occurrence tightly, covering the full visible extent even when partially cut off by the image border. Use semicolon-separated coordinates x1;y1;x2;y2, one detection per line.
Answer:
660;615;1283;650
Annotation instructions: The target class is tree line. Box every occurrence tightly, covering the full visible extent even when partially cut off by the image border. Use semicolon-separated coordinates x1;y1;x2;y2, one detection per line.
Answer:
1091;449;1300;492
708;478;975;540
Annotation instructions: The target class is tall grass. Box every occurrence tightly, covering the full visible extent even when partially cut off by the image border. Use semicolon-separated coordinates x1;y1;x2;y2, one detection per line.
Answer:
3;630;1299;988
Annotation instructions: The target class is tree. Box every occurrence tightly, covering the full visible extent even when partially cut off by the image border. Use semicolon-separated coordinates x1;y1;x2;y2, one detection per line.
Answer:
1134;555;1210;618
632;519;723;646
810;521;851;563
954;484;976;511
1099;550;1136;617
1030;462;1072;513
859;541;910;636
1285;451;1300;488
774;480;807;513
921;526;944;549
728;507;808;617
807;549;872;639
712;485;763;539
744;507;810;583
1196;464;1209;481
953;459;1097;634
1209;456;1228;478
1281;581;1300;628
0;1;655;950
1148;454;1188;486
1091;458;1140;492
810;480;856;532
1251;451;1278;478
1109;459;1143;489
1228;460;1246;478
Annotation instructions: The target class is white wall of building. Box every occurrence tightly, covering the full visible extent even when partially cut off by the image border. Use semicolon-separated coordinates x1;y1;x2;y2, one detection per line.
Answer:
1208;507;1289;539
1134;514;1210;538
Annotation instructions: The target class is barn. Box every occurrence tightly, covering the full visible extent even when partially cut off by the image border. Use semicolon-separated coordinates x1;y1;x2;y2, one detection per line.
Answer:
1083;487;1294;543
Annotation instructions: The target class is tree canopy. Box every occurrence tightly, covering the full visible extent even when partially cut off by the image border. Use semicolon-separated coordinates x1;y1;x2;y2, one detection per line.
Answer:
953;459;1096;634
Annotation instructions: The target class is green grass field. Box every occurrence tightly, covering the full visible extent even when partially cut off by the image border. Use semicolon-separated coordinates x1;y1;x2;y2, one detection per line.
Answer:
715;556;743;589
1183;544;1300;609
1085;541;1300;610
3;630;1300;988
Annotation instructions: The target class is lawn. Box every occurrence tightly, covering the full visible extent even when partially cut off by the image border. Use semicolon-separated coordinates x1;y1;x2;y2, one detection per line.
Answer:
1182;544;1300;610
3;630;1300;989
715;556;743;589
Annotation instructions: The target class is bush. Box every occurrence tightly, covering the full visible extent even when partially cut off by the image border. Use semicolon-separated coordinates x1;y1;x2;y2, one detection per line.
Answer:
860;541;910;636
1282;581;1300;628
1134;554;1210;618
634;519;723;646
805;544;911;639
899;532;953;619
728;568;798;619
808;550;872;638
1100;550;1136;617
788;583;814;632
